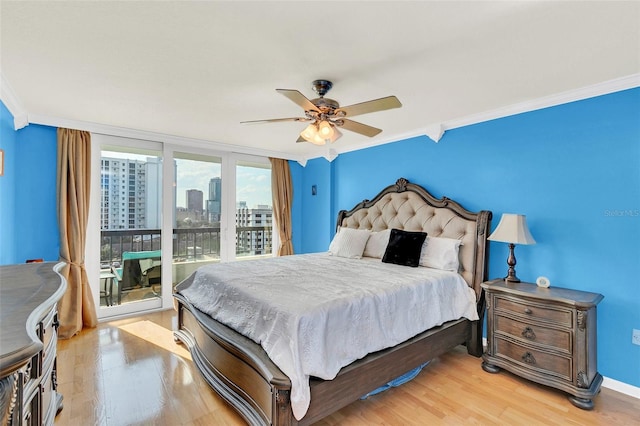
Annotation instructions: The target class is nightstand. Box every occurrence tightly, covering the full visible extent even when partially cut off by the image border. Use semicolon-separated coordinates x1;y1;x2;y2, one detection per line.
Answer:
481;279;604;410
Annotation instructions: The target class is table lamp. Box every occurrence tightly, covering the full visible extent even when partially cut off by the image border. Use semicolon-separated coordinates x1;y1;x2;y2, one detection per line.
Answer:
488;213;536;283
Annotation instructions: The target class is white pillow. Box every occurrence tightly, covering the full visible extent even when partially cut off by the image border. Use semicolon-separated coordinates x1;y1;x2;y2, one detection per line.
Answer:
363;229;392;259
419;236;462;271
328;227;371;259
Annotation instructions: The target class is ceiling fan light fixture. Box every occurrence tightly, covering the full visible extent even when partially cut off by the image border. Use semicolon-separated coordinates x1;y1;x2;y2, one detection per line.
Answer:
300;121;341;145
328;126;342;144
318;120;334;138
311;133;327;146
300;123;319;142
245;80;400;145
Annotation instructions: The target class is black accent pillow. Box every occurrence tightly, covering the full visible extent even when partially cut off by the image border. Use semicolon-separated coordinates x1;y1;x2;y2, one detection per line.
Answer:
382;229;428;267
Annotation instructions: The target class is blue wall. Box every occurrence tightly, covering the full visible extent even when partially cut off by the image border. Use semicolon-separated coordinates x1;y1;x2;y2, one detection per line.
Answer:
2;88;639;388
293;158;334;254
0;102;17;264
0;102;59;264
295;88;640;388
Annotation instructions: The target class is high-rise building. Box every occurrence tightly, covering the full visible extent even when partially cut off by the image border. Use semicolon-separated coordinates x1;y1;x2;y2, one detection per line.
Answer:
100;156;161;229
186;189;204;215
236;203;272;256
206;177;222;222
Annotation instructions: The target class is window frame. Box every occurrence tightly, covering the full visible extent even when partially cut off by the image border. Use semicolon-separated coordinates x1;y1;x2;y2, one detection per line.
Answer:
87;136;276;320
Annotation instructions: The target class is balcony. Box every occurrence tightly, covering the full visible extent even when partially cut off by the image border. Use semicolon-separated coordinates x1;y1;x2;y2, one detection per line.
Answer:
99;226;272;307
100;226;272;269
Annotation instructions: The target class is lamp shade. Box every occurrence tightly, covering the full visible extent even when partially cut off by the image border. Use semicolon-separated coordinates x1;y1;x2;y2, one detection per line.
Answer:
300;123;319;142
318;120;334;138
327;126;342;143
300;121;342;145
488;214;536;245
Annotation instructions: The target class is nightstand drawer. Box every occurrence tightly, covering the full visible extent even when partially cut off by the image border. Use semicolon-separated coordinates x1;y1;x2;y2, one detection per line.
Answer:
495;315;572;354
495;296;572;327
495;337;572;381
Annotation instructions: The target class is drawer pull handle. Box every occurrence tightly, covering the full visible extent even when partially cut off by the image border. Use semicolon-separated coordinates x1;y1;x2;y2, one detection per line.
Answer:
522;326;536;340
522;352;536;365
523;308;533;315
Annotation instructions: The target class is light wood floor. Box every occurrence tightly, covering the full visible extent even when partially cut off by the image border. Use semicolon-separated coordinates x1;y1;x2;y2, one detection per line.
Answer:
55;310;639;426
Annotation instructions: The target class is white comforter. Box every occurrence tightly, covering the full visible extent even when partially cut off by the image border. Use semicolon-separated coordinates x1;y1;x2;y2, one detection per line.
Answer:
179;253;479;420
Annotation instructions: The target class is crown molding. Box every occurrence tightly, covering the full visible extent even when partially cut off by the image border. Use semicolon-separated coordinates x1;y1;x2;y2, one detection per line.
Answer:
26;112;306;163
308;73;640;161
0;72;29;130
4;72;638;165
321;148;339;163
443;73;640;132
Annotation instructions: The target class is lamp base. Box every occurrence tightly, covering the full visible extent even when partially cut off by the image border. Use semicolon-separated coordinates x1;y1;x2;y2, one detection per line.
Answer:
504;243;521;283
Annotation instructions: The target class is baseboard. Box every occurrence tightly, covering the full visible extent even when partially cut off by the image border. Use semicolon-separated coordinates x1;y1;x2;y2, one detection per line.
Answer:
602;377;640;399
97;306;167;323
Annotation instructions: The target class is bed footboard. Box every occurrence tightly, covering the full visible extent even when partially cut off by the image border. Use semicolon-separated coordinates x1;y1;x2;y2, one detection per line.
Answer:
175;291;293;426
175;291;481;426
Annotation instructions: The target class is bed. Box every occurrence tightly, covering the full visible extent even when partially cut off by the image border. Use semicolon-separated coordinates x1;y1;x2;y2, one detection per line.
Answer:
173;177;492;426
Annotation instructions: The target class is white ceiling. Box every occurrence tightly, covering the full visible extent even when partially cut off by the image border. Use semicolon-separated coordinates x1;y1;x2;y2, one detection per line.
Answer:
1;1;639;162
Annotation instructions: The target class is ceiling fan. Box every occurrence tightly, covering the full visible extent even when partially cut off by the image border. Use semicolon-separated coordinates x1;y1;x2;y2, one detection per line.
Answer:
241;80;402;145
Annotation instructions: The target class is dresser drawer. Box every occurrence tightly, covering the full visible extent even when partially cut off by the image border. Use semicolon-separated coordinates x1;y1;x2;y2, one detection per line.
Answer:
495;337;572;382
41;309;57;356
42;325;57;371
21;385;41;426
495;315;572;354
495;296;573;327
41;355;56;426
19;353;42;403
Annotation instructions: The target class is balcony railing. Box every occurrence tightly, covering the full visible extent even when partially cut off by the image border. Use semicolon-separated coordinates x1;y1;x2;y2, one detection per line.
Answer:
100;226;272;266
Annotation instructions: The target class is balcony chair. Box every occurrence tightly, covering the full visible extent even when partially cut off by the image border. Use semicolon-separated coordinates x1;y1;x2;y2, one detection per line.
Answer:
111;250;161;304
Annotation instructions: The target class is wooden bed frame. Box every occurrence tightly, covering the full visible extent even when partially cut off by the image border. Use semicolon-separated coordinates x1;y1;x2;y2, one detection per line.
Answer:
174;178;492;426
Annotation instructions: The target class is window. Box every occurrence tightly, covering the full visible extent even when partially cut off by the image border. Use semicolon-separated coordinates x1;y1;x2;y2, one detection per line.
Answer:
172;152;222;284
89;137;275;319
235;161;272;259
98;146;163;314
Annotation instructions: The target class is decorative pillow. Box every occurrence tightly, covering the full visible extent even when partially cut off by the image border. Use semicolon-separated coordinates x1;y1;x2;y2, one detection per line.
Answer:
382;229;428;267
328;227;371;259
363;229;392;259
419;236;463;271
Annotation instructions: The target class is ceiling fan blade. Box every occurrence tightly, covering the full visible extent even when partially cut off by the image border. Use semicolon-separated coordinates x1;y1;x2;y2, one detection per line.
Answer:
240;117;309;124
276;89;320;112
339;119;382;137
336;96;402;118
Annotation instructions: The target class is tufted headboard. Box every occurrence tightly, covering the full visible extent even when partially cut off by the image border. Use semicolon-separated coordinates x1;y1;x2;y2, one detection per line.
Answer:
336;178;492;299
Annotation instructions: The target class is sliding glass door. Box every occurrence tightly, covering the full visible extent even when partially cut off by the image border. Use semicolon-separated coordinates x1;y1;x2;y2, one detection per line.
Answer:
171;152;222;285
235;160;273;259
88;137;275;319
88;136;164;318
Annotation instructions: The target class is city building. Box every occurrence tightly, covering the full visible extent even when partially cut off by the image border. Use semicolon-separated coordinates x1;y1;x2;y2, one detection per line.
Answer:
100;156;162;230
236;202;272;256
207;177;221;223
186;189;204;218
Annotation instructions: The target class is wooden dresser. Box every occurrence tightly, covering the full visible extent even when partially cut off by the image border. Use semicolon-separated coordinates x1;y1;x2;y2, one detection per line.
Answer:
0;262;67;425
481;279;603;409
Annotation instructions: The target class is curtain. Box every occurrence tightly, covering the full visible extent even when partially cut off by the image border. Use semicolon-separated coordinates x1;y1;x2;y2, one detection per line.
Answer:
269;157;294;256
57;128;97;339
